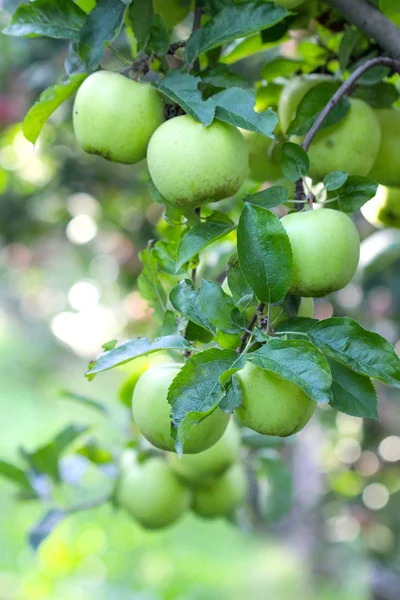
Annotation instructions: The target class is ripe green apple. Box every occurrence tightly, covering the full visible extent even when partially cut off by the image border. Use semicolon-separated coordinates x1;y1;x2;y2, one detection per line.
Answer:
73;71;165;164
361;185;400;229
132;364;230;453
118;354;173;407
147;115;248;208
153;0;192;28
242;131;282;182
281;208;360;297
168;420;241;486
117;457;190;529
192;463;247;518
278;75;331;134
235;362;316;436
368;108;400;186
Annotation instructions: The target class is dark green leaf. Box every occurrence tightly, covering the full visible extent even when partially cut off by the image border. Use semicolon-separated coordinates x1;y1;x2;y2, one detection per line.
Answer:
148;180;184;225
324;171;348;192
332;175;378;212
219;374;243;412
227;259;254;308
59;390;108;414
309;317;400;388
65;41;87;75
147;13;170;56
86;335;192;376
0;460;36;495
354;82;400;108
185;2;288;64
152;70;215;126
29;509;67;551
78;0;126;73
200;64;247;89
287;82;350;136
152;240;183;275
328;359;378;419
137;244;167;324
3;0;86;39
237;204;292;303
339;27;365;70
176;219;235;271
185;321;214;343
170;280;215;333
275;317;318;335
245;185;288;209
260;455;294;522
249;339;332;403
198;280;244;334
281;142;310;181
213;88;278;136
23;74;86;144
261;56;303;82
127;0;153;51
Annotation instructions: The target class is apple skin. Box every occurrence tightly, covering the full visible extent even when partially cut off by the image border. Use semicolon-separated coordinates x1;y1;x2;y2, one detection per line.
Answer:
132;364;230;454
192;463;247;518
275;0;305;8
278;75;331;135
168;420;241;486
242;131;282;182
281;208;360;297
153;0;192;28
73;71;165;164
361;185;400;229
147;115;248;208
368;109;400;186
235;362;316;436
117;457;190;529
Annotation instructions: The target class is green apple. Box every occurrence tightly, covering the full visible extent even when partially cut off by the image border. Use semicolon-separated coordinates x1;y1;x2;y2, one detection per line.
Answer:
153;0;192;28
281;208;360;297
242;131;282;182
168;420;241;486
147;115;248;208
278;75;331;134
192;463;247;518
118;354;173;407
361;185;400;229
368;108;400;186
132;364;230;453
74;0;96;12
73;71;165;164
117;457;190;529
235;362;316;436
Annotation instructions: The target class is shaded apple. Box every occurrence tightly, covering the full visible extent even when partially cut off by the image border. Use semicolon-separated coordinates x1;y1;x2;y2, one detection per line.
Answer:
192;463;247;518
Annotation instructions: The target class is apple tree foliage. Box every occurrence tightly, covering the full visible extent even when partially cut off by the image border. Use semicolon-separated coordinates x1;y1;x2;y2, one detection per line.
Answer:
1;0;400;547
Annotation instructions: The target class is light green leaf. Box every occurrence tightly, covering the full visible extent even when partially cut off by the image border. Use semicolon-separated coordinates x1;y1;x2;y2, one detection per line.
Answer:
3;0;86;39
328;359;378;419
170;280;215;333
245;185;288;209
281;142;310;182
213;87;277;136
199;280;244;334
137;244;167;324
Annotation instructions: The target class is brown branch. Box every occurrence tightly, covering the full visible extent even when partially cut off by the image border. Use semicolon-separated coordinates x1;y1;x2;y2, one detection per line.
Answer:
237;302;265;354
326;0;400;60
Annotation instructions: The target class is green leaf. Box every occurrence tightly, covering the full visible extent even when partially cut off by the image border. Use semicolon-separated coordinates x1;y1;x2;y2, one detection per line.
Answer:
59;390;108;414
23;74;86;144
245;185;288;209
227;259;254;308
152;240;183;275
332;175;378;212
185;2;288;64
237;204;292;303
3;0;86;39
198;280;244;334
176;218;235;271
287;82;350;137
76;439;114;464
21;425;88;482
170;280;215;333
328;360;378;419
86;335;192;376
137;244;167;324
29;509;67;551
275;317;318;335
78;0;126;73
65;41;87;75
261;56;303;82
167;349;246;451
148;180;185;225
0;460;36;495
309;317;400;388
200;64;247;89
281;142;310;181
147;13;170;56
249;339;332;403
339;27;365;70
219;374;243;412
152;71;215;126
127;0;153;51
354;81;400;108
324;171;348;192
213;87;277;136
260;455;294;522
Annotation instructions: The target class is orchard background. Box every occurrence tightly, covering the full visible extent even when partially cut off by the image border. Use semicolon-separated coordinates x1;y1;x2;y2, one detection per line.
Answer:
0;0;400;599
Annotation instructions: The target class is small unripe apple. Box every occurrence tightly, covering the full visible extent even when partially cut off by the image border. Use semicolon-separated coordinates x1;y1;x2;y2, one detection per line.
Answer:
361;185;400;229
168;420;241;486
73;71;165;164
132;364;230;453
368;108;400;186
235;362;316;436
192;463;247;518
281;208;360;297
153;0;192;28
117;457;190;529
147;115;248;208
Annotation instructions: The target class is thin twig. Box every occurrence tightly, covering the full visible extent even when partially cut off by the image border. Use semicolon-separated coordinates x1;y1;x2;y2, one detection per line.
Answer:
237;302;265;354
191;207;201;284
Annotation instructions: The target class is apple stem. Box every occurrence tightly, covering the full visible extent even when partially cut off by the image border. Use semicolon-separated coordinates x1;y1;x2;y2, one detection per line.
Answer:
237;302;265;354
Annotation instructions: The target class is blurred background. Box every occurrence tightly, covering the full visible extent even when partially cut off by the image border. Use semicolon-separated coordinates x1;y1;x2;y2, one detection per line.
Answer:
0;1;399;599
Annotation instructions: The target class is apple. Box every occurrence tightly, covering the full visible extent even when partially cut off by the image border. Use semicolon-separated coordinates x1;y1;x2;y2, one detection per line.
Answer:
278;75;332;134
132;364;230;453
192;463;247;518
235;362;316;436
242;131;282;182
73;71;165;164
118;353;173;407
153;0;192;29
368;108;400;186
117;457;190;529
74;0;96;12
168;420;241;486
147;115;248;208
281;208;360;297
361;185;400;229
